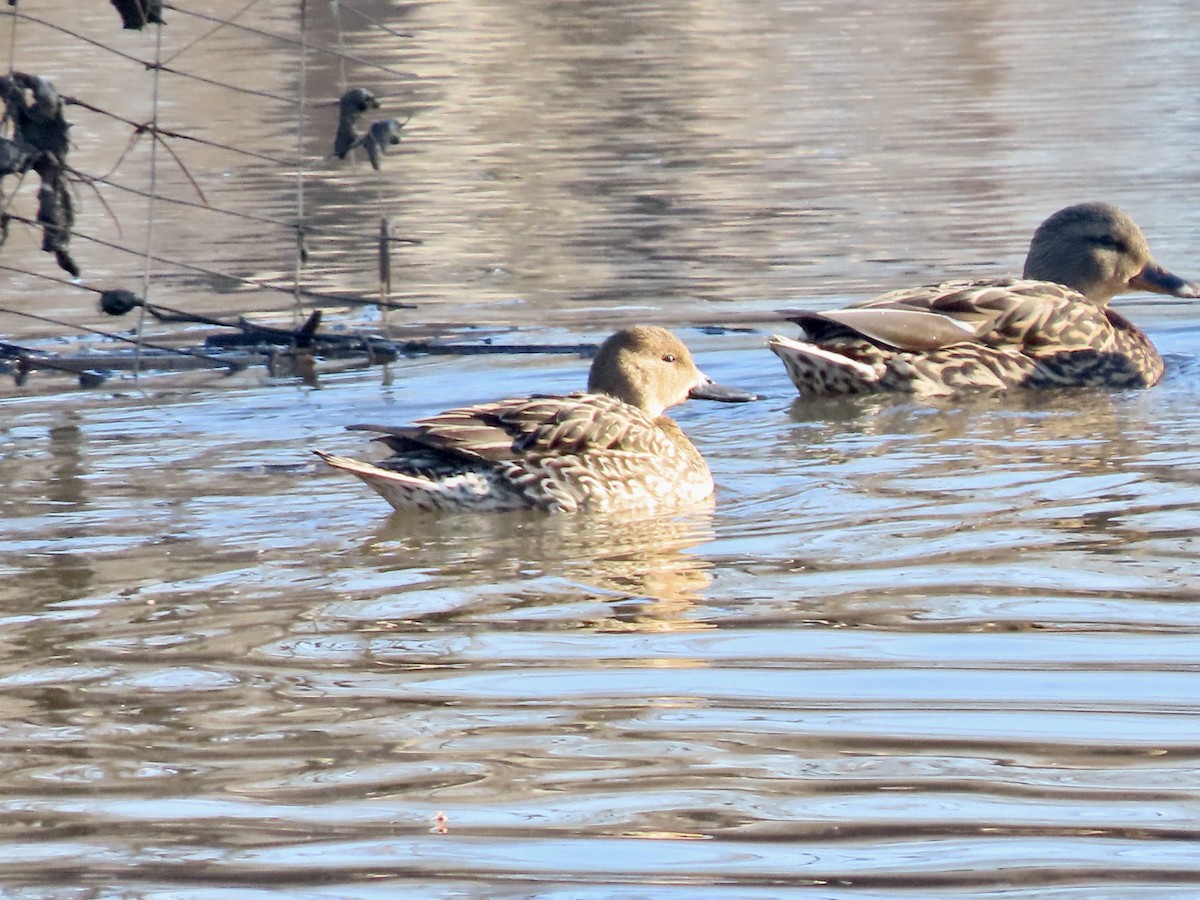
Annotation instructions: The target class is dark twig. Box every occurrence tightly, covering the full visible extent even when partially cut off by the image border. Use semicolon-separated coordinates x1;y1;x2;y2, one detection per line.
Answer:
0;305;242;370
0;340;107;387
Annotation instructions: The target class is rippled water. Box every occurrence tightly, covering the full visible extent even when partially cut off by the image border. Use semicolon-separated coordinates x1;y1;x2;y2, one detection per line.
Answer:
3;0;1200;895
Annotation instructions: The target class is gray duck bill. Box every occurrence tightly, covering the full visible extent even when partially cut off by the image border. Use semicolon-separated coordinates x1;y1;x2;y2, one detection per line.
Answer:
689;379;758;403
1129;262;1200;298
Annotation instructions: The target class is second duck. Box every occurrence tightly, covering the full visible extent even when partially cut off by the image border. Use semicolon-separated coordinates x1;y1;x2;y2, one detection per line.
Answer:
770;202;1198;396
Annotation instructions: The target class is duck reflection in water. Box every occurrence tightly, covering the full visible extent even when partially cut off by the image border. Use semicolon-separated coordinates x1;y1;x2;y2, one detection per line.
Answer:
360;504;720;628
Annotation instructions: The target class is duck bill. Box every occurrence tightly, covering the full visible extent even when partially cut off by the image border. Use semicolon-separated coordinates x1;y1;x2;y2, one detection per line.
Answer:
1129;261;1200;298
689;373;758;403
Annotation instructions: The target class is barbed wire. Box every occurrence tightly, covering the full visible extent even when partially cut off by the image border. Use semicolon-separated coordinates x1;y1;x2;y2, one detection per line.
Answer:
13;11;297;105
292;0;309;325
0;265;239;370
334;1;415;41
164;4;416;81
0;0;421;386
1;212;416;309
76;174;423;246
161;0;267;66
132;13;166;379
66;95;291;167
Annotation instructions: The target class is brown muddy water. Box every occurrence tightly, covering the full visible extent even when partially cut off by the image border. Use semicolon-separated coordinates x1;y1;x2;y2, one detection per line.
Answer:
3;1;1200;896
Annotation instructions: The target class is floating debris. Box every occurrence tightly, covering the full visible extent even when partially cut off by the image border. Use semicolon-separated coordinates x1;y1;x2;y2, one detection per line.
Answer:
360;118;406;171
0;72;70;159
0;72;78;274
98;288;142;316
109;0;165;30
99;295;598;361
5;297;602;392
0;340;107;388
333;87;379;159
0;137;31;178
36;173;77;276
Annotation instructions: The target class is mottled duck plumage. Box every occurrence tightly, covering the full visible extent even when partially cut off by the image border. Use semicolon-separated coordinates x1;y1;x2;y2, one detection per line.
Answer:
315;326;756;513
770;202;1199;396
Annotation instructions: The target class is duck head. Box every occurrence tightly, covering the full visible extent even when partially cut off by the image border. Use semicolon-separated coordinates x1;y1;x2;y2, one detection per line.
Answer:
588;326;757;419
1022;202;1199;305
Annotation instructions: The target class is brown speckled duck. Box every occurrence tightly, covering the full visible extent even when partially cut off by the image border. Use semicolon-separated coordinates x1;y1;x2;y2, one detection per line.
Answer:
314;326;756;513
769;202;1199;396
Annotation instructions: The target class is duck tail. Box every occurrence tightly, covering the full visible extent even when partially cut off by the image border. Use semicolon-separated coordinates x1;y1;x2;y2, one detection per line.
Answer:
313;449;490;512
767;334;882;395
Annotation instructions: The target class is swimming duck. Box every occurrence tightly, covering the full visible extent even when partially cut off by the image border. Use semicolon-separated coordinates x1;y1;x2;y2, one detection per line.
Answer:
314;326;756;513
769;202;1199;396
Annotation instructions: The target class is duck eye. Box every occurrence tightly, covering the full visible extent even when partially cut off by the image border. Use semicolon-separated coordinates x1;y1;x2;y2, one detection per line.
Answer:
661;353;676;363
1093;234;1125;252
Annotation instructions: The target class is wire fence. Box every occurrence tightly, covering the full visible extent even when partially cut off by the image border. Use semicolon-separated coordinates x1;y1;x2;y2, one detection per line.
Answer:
0;0;433;386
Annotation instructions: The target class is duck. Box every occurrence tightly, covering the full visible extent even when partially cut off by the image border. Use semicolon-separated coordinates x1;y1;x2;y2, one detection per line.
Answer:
314;326;756;513
769;202;1199;396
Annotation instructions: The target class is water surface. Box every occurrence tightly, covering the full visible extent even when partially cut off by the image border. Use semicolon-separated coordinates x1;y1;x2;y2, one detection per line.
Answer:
2;0;1200;895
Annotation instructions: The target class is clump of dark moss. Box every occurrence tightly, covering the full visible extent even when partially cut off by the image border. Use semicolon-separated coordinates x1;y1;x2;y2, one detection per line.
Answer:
110;0;165;30
0;72;78;275
333;87;379;159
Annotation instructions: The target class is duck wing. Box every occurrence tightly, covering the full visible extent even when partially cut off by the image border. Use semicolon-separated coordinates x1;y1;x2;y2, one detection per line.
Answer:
781;307;987;351
349;393;651;465
783;277;1097;352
